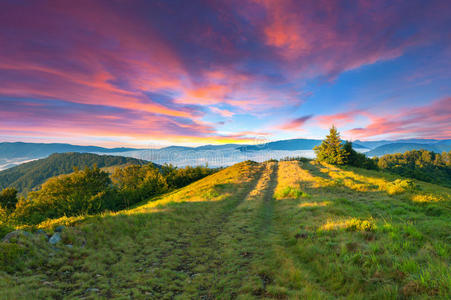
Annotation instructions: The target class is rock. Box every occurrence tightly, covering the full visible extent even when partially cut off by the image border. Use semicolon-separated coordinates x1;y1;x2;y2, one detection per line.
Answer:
36;229;47;235
65;244;73;248
2;230;32;243
85;288;100;293
54;225;65;233
49;232;62;245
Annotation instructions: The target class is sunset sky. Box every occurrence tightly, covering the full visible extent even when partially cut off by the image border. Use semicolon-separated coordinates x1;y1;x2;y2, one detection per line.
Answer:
1;0;450;147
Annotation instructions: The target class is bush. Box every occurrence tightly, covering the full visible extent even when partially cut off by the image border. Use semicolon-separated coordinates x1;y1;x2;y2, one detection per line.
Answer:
387;179;418;195
0;187;18;210
13;166;112;223
12;164;217;225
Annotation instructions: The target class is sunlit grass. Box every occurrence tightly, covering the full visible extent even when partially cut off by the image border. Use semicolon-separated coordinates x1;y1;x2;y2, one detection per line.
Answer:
298;201;331;208
319;217;376;232
1;160;450;298
274;161;310;200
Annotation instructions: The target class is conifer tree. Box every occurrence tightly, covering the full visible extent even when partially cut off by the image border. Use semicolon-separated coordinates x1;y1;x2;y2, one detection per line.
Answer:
314;125;348;164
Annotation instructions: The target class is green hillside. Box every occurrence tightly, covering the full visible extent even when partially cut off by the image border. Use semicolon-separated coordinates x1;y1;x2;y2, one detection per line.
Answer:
0;153;149;194
367;142;451;156
1;160;450;298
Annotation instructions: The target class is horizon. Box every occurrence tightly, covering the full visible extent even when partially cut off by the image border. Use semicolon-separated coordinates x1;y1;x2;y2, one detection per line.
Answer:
1;1;450;147
0;137;449;150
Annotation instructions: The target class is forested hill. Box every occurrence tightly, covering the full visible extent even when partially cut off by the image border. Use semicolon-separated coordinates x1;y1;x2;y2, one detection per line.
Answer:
366;141;451;156
0;152;149;194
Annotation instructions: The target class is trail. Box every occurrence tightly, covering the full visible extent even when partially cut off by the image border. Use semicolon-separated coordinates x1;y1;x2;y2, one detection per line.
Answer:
197;161;279;298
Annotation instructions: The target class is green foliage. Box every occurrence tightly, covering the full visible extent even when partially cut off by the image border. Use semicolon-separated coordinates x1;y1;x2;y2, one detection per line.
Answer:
0;152;148;194
161;164;216;189
13;166;113;223
12;164;216;225
314;127;375;169
0;207;13;238
378;150;451;187
112;164;168;207
343;141;378;169
314;126;348;165
0;187;18;210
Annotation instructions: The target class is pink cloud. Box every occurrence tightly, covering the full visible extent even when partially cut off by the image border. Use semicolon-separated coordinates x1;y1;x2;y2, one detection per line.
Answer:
315;110;365;129
246;0;444;79
340;97;451;139
209;107;235;118
278;115;313;131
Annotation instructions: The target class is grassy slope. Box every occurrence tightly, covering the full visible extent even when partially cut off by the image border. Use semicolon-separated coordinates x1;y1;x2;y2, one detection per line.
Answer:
0;160;450;299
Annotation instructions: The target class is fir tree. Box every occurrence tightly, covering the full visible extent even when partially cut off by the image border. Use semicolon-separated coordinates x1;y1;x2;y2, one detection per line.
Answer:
314;126;348;164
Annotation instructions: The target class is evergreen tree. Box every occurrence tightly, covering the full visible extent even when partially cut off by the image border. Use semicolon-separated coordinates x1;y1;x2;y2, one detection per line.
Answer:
314;126;348;164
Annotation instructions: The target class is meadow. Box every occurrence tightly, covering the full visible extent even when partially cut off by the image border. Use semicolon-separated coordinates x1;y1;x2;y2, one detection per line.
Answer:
0;160;450;299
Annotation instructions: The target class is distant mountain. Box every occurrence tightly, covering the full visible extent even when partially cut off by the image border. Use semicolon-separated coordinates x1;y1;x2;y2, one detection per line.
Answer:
366;142;451;157
0;142;141;170
237;139;367;152
354;139;448;149
0;142;139;158
1;139;449;171
0;152;149;194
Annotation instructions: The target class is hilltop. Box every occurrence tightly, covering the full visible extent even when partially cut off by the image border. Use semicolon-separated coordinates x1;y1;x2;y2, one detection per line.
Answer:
0;142;142;171
1;160;450;298
0;153;149;194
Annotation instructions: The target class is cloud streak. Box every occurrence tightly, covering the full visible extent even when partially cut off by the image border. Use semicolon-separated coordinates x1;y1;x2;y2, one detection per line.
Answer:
0;0;449;145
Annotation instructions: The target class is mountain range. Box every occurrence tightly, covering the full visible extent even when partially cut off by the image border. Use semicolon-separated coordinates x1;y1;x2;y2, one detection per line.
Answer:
1;139;450;171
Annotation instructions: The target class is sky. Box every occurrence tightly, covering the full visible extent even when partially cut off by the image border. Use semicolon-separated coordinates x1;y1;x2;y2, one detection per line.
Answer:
0;0;450;147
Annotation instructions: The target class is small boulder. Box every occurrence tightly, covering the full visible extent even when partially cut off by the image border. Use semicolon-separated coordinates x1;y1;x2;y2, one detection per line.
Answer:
36;229;47;235
49;232;62;245
54;225;65;233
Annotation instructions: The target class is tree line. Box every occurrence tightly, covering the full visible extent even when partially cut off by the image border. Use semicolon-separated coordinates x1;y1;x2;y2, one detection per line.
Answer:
0;164;216;225
314;126;451;187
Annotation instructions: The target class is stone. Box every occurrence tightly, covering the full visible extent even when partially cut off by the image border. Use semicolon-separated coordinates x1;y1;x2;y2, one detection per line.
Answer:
54;225;65;233
49;232;62;245
85;288;100;293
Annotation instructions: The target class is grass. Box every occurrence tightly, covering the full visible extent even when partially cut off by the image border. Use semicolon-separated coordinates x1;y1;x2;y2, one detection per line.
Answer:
0;160;450;299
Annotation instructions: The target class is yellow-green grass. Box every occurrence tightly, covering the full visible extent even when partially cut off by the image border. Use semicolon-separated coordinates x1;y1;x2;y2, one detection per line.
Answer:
0;160;450;299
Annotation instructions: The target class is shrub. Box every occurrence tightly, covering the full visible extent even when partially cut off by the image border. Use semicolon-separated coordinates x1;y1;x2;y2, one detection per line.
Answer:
13;166;112;223
386;179;418;195
0;187;18;210
13;164;217;225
